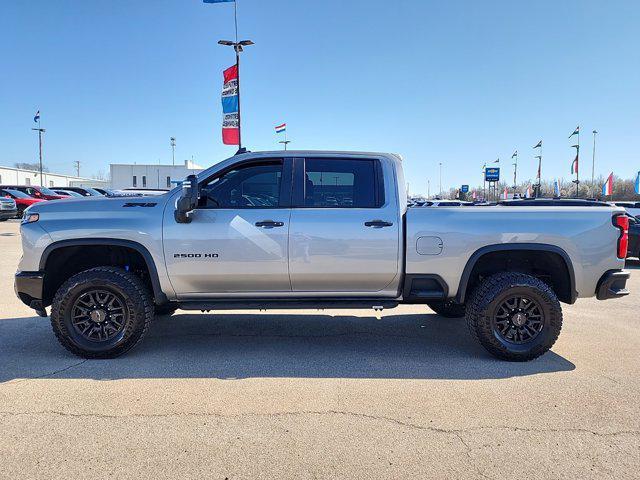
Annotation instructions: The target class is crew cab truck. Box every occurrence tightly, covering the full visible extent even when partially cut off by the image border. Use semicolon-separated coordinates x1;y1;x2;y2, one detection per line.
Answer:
15;151;631;361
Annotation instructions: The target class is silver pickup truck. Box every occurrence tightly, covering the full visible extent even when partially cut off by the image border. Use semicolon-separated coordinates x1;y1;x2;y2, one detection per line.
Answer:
15;151;631;361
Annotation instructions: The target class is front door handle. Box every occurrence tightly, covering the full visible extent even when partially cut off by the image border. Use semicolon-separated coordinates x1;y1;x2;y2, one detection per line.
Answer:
255;220;285;228
364;220;394;228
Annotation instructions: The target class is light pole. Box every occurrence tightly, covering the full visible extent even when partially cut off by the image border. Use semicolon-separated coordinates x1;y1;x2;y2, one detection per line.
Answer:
439;162;442;198
170;137;176;166
218;39;254;153
591;130;597;194
31;126;45;186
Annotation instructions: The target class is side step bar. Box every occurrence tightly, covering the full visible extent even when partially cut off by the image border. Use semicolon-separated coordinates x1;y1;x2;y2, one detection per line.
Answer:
178;298;399;311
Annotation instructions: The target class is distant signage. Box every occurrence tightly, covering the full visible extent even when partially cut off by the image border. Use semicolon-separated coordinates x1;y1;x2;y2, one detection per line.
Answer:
485;167;500;182
461;184;469;193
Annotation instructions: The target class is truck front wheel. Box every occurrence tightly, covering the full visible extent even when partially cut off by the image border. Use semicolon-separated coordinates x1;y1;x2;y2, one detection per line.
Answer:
465;272;563;361
50;267;153;359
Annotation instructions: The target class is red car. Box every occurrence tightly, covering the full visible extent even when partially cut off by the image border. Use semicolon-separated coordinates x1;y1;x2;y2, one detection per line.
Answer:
0;185;70;201
0;188;47;216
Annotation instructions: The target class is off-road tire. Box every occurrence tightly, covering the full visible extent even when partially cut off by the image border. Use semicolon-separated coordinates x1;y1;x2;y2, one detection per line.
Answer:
50;267;153;359
427;300;466;318
465;272;563;361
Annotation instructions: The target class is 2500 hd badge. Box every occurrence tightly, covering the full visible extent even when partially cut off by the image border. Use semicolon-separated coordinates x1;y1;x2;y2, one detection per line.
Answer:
173;253;219;258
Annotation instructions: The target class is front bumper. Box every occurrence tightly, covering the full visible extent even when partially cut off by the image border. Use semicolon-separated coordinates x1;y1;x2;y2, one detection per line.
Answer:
0;209;18;219
14;271;47;316
596;270;630;300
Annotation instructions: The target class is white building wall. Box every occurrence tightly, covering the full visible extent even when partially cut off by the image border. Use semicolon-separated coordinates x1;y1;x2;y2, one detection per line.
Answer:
110;160;203;190
0;166;108;189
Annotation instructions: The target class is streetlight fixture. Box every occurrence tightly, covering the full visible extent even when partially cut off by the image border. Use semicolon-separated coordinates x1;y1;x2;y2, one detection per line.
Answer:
170;137;176;166
218;39;254;153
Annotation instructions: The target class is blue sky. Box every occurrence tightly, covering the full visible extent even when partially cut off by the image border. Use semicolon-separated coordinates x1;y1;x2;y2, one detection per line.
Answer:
1;0;639;193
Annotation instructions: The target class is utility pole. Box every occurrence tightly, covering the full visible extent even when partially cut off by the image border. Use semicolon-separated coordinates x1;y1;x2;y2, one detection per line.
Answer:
427;179;430;199
170;137;176;166
439;162;442;198
74;160;80;177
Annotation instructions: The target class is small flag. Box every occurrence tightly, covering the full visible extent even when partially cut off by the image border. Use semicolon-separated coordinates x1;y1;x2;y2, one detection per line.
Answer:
569;126;580;139
602;173;613;196
511;150;518;158
472;190;477;200
275;123;286;134
635;171;640;194
533;140;542;149
525;185;532;198
221;64;239;145
571;154;579;174
33;110;40;123
503;187;509;200
554;179;561;197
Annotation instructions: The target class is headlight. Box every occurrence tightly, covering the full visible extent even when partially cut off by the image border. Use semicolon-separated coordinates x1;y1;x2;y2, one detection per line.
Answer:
21;213;39;224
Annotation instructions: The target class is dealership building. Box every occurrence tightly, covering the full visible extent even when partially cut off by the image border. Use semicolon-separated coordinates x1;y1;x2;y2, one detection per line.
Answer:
0;165;107;189
109;160;203;190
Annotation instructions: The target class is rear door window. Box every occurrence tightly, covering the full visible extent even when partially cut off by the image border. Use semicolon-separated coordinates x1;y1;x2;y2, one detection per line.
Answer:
302;158;383;208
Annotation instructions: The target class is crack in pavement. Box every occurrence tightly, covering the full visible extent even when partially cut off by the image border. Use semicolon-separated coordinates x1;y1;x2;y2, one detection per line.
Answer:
0;359;88;387
0;409;637;439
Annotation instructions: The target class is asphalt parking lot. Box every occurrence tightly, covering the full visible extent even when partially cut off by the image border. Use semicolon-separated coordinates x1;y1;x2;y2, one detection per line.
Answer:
0;219;638;479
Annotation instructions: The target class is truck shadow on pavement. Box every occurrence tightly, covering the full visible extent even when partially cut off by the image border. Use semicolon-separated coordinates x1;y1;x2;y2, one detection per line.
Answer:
0;311;576;382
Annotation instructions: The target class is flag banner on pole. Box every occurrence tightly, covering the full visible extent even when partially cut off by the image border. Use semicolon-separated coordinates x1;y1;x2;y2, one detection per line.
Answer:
512;150;517;158
503;187;508;200
571;154;579;174
635;171;640;194
602;172;613;196
533;140;542;149
221;64;239;145
472;190;477;200
569;126;580;138
33;110;40;123
275;123;286;133
554;179;561;197
525;185;532;198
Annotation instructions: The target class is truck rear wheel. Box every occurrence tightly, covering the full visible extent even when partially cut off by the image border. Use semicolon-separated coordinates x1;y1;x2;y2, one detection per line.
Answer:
465;272;562;361
427;300;466;318
50;267;153;359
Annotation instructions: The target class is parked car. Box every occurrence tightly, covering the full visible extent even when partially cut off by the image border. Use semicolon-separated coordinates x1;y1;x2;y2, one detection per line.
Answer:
0;197;17;221
52;186;104;197
15;151;630;362
120;188;170;196
53;189;84;198
424;200;474;207
0;185;70;200
627;214;640;259
94;188;117;196
0;188;46;216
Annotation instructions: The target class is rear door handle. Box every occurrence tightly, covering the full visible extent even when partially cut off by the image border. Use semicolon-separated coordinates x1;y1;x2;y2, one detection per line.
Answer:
364;220;394;228
255;220;285;228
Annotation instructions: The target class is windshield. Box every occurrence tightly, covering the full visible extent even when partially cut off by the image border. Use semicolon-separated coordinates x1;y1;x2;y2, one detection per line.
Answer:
84;187;103;196
38;187;59;196
3;189;31;199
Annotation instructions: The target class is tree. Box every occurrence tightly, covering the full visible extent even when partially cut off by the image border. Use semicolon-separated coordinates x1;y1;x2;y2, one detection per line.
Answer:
14;162;49;172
